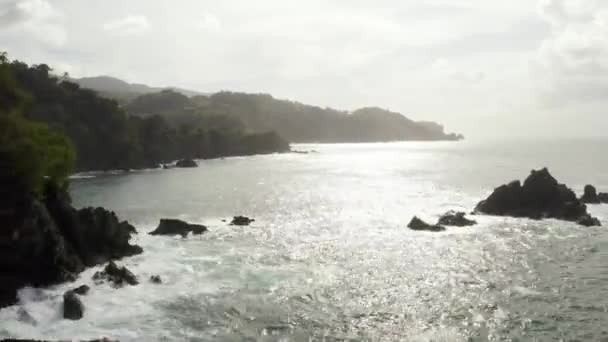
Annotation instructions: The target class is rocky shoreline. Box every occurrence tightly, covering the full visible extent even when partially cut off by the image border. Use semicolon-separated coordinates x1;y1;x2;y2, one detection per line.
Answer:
1;168;606;340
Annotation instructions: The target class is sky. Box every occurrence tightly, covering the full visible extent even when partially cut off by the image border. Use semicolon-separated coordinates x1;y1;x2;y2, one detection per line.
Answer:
0;0;607;139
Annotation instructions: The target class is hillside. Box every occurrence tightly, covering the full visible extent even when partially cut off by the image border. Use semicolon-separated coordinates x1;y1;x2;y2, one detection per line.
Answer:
122;89;464;142
3;58;289;171
73;76;204;104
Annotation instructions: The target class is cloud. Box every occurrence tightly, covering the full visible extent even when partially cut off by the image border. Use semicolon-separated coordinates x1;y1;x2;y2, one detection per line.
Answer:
103;15;151;34
194;13;220;32
0;0;66;47
536;0;608;106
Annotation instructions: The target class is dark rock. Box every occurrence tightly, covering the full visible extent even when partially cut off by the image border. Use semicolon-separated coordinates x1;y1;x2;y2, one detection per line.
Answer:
475;168;600;226
63;291;84;320
407;216;446;232
0;192;84;308
230;216;255;226
599;192;608;203
580;185;600;204
175;159;198;168
437;211;477;227
17;307;37;325
162;164;171;169
44;183;143;267
150;275;162;284
149;219;208;237
72;284;90;296
577;214;601;227
93;261;138;287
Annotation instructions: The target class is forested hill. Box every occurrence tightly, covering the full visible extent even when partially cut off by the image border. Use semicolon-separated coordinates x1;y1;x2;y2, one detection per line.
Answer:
73;76;204;105
117;88;463;143
2;57;289;172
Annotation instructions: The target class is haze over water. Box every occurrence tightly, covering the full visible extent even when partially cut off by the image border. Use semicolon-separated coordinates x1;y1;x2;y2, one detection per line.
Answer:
1;139;608;341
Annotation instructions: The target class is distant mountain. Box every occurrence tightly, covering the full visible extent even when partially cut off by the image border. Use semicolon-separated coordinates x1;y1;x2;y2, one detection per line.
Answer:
72;76;204;104
123;89;464;142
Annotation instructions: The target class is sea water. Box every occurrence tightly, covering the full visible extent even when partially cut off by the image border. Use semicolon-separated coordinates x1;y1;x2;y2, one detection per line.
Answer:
1;139;607;341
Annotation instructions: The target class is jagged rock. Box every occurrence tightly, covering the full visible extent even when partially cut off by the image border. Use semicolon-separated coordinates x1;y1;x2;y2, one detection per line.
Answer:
580;185;600;204
150;275;162;284
149;219;208;237
437;211;477;227
17;307;37;325
72;284;90;295
407;216;446;232
475;168;600;226
599;192;608;203
43;182;142;268
63;291;84;320
230;216;255;226
0;194;84;308
577;214;601;227
93;261;138;287
175;159;198;168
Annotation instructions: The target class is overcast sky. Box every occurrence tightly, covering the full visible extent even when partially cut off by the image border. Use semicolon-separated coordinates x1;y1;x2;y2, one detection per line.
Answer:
1;0;606;139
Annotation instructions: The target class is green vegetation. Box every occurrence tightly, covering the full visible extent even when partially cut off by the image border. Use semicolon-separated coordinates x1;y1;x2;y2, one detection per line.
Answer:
2;54;289;172
0;53;75;196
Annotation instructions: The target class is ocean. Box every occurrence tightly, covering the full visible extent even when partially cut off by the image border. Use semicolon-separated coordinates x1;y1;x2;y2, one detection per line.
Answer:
1;139;608;341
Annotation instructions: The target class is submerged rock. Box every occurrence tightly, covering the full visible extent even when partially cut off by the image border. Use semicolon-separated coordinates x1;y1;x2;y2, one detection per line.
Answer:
63;291;84;320
175;159;198;168
407;217;446;232
93;261;138;287
149;219;208;237
577;214;601;227
150;275;162;284
580;185;600;204
437;211;477;227
72;284;90;296
230;216;255;226
475;168;600;226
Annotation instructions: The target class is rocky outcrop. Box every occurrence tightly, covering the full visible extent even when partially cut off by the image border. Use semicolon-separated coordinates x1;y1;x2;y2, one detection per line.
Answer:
475;168;600;226
175;159;198;168
149;219;208;237
580;185;600;204
93;261;138;287
437;211;477;227
0;184;142;308
600;193;608;203
407;217;446;232
230;216;255;226
63;291;84;320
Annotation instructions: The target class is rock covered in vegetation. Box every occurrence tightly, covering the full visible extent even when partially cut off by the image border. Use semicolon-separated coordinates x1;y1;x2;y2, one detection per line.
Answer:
437;211;477;227
407;217;446;232
475;168;600;226
175;159;198;168
230;216;255;226
149;219;208;237
63;290;84;320
580;185;600;204
93;261;138;287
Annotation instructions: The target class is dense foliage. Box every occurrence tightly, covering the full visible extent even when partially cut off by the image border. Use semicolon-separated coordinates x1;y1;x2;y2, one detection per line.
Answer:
120;89;463;143
0;53;75;196
3;56;289;172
